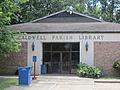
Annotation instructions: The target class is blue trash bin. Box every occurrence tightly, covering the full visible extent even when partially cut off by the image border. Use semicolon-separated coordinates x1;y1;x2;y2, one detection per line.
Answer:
41;64;47;74
18;66;32;85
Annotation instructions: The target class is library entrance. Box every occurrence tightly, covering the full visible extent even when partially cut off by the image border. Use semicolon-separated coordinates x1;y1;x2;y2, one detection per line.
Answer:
43;43;79;74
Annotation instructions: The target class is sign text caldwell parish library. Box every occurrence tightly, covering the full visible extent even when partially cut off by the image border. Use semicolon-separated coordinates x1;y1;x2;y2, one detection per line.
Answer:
18;34;104;41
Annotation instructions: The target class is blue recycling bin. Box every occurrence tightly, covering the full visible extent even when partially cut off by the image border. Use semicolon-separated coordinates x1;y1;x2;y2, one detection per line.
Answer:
18;66;32;85
41;64;47;74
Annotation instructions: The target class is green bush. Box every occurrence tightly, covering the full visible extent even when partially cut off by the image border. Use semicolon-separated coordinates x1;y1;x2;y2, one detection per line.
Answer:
77;63;103;78
113;59;120;70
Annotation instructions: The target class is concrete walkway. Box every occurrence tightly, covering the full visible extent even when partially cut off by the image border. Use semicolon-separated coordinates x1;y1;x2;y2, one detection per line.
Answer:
4;75;120;90
5;75;94;90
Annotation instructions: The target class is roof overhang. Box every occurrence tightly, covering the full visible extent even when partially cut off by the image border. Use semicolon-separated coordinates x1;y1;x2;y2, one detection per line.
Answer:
10;22;120;33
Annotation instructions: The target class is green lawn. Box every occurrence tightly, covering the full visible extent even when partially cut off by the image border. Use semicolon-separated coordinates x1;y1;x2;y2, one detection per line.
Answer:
0;77;18;90
100;76;120;79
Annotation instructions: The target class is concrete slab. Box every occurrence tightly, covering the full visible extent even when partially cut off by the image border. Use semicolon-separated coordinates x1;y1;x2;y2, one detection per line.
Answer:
5;75;94;90
94;83;120;90
4;75;120;90
94;79;120;83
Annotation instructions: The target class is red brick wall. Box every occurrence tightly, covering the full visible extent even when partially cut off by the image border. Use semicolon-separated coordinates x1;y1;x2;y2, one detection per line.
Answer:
94;42;120;76
0;42;27;75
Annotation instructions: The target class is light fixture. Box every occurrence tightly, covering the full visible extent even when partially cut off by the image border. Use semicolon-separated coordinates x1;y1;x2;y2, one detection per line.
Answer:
32;42;35;51
85;42;88;51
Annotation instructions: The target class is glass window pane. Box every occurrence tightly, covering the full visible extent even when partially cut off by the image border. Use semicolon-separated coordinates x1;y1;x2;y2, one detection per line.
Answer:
72;43;79;51
43;43;51;51
72;52;79;60
52;43;62;51
52;43;71;51
52;52;60;62
43;52;51;62
71;52;79;69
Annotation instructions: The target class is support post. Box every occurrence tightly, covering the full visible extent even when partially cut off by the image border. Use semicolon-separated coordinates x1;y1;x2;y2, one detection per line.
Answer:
32;56;37;80
32;62;37;80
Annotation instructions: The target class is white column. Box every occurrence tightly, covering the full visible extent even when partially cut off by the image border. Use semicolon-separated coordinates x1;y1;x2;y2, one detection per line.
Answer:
79;42;82;64
27;41;42;75
81;41;94;65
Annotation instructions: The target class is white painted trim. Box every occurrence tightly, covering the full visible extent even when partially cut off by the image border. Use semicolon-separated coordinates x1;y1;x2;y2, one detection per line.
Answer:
80;41;82;64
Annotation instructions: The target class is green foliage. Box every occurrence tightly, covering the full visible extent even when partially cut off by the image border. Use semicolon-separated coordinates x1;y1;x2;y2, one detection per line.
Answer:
0;0;18;26
75;3;87;13
77;63;103;78
116;11;120;23
18;0;64;23
2;0;118;23
0;0;29;25
1;0;120;24
113;59;120;70
0;27;21;56
0;0;28;56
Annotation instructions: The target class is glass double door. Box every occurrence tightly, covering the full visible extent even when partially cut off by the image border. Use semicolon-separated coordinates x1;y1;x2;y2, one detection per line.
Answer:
51;52;70;74
43;43;79;74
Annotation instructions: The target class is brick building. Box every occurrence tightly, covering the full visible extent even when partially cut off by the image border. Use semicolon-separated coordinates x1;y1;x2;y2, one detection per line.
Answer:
1;9;120;76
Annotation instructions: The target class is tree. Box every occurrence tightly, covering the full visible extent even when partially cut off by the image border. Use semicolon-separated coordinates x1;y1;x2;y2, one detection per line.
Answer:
0;27;21;56
16;0;64;23
7;0;120;23
116;11;120;23
99;0;120;22
0;0;28;56
0;0;29;25
75;3;87;13
86;0;101;18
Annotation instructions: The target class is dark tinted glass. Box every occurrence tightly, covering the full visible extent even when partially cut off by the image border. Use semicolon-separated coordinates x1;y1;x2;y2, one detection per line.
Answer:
43;43;80;73
72;52;79;60
43;43;51;51
43;52;51;62
52;43;71;51
71;52;79;69
72;43;79;51
52;52;60;62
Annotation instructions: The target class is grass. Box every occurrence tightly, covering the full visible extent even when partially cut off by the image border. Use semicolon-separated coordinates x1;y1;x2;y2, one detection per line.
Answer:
0;77;18;90
100;76;120;79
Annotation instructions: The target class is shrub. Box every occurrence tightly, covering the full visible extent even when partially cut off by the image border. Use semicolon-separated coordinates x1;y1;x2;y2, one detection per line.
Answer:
113;59;120;70
77;63;103;78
